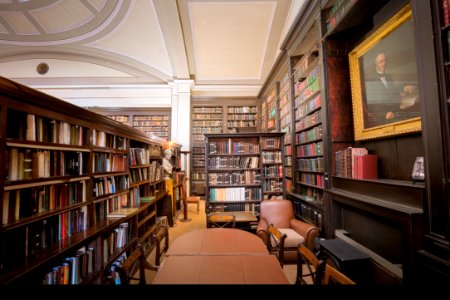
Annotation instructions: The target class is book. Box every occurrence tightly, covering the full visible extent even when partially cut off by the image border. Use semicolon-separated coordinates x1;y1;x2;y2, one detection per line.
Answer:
107;207;138;219
355;154;378;179
140;196;155;203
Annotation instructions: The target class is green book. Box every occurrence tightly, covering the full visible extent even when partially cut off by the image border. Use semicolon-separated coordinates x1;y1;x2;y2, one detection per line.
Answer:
140;196;155;203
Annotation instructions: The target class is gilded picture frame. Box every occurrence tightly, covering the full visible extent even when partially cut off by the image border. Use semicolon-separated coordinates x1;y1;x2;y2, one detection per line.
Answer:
349;4;421;141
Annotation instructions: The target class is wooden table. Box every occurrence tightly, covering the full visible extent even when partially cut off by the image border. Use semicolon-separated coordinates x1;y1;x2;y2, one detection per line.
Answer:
152;254;289;284
165;228;268;256
154;228;289;284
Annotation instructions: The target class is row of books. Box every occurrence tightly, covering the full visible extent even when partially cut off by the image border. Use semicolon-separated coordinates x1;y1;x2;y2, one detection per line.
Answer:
296;110;322;132
298;173;324;188
93;175;129;197
208;156;259;169
209;187;262;201
192;113;223;119
130;168;148;183
297;141;323;157
105;194;130;215
209;202;260;214
295;93;321;120
2;181;87;224
297;157;325;172
227;106;257;113
134;115;169;121
7;111;87;146
129;148;151;166
260;137;281;149
103;222;131;263
149;160;163;182
263;165;283;177
93;153;128;173
294;65;321;100
193;127;222;134
193;120;223;126
227;120;256;128
208;171;261;185
227;114;257;121
293;201;323;231
193;107;223;113
295;125;323;144
335;147;378;179
7;148;86;181
92;130;127;150
298;185;323;202
132;120;169;126
43;246;95;285
262;179;283;192
209;139;260;154
261;151;282;164
325;0;356;32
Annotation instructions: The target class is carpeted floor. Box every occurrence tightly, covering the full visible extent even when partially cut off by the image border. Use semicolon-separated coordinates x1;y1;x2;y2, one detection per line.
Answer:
142;199;298;284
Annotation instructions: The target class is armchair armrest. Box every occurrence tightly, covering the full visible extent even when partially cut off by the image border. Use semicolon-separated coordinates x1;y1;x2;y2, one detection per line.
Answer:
268;224;287;267
290;219;319;250
257;218;269;245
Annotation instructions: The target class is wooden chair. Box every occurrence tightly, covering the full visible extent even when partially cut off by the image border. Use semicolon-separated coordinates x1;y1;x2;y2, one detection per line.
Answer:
322;263;356;285
186;196;200;214
114;245;158;285
296;244;326;285
257;199;319;265
152;226;169;266
208;214;236;228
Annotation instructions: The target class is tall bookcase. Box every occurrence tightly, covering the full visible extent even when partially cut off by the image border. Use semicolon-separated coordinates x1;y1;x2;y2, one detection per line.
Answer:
191;105;224;196
204;132;285;230
290;22;325;234
87;108;171;141
0;76;170;284
190;101;259;197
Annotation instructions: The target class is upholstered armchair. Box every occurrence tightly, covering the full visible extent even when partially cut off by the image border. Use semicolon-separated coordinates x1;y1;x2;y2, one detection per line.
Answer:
257;199;319;266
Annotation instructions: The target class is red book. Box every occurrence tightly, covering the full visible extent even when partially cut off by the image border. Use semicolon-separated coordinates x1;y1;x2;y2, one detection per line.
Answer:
355;154;378;179
443;0;450;26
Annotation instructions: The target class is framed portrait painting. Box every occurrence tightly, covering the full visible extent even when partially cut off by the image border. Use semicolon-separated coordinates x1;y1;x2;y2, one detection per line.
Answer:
349;4;421;140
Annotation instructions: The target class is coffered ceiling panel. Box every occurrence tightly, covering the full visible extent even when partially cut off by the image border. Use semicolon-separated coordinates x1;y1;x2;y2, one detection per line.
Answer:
0;0;307;98
188;2;275;80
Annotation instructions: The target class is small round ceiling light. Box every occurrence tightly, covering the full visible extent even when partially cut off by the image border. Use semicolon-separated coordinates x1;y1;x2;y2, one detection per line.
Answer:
36;62;49;75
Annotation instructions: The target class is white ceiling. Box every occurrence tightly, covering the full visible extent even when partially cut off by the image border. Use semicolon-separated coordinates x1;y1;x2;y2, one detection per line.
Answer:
0;0;307;100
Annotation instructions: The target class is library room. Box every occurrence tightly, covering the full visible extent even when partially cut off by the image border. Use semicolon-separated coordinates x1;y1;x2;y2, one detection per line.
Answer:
0;0;449;288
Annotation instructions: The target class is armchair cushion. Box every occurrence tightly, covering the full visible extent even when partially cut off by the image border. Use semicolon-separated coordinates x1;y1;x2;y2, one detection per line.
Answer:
270;228;305;248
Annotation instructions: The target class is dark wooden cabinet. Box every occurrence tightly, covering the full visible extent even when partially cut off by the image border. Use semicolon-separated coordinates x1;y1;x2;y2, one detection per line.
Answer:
0;76;168;284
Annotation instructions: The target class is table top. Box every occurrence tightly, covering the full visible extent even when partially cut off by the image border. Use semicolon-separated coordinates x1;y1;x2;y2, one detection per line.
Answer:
209;211;258;222
166;228;268;256
152;255;289;284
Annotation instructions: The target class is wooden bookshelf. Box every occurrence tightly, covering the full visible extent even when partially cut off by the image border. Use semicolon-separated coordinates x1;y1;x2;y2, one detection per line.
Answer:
87;108;171;141
0;76;170;285
191;105;224;196
204;132;285;231
226;105;258;133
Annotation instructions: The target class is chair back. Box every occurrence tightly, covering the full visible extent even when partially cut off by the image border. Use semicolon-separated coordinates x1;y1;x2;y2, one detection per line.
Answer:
114;245;158;285
296;244;325;285
322;264;356;285
260;199;295;228
208;214;236;228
